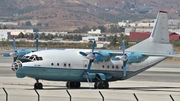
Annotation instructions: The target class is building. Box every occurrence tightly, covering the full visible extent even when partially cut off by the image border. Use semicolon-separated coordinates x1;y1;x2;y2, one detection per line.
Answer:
87;29;101;34
82;36;107;42
0;32;9;41
130;32;151;40
122;19;180;36
0;29;34;36
130;32;180;41
169;33;180;40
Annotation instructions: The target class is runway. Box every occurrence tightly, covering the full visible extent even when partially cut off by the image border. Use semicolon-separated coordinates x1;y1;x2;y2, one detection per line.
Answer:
0;50;180;101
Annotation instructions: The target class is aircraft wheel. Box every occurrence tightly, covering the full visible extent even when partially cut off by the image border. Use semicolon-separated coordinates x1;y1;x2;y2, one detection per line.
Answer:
66;81;70;88
103;81;109;89
94;82;98;89
96;81;109;89
66;82;81;88
96;81;104;89
34;83;43;89
73;82;81;88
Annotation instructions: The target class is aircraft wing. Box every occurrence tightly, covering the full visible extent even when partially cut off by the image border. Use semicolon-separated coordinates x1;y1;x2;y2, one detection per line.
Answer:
110;51;126;55
110;51;180;58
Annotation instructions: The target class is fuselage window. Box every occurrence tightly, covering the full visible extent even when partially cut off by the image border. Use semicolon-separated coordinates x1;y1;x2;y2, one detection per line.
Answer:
51;63;54;66
102;65;104;68
68;63;71;67
116;65;119;69
112;65;114;69
64;63;66;67
57;63;59;66
107;65;109;68
85;64;87;67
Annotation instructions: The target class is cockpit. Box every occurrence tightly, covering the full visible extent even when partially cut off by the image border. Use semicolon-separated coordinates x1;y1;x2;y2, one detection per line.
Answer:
20;55;43;63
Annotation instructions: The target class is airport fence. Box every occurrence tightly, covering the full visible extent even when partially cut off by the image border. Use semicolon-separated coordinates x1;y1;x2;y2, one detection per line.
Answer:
1;87;176;101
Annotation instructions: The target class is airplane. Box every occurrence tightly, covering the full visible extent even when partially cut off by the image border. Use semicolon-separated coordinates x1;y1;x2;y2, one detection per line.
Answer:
3;38;39;62
10;11;180;89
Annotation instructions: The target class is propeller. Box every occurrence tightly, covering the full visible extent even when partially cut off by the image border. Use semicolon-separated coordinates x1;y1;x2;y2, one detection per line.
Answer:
35;38;39;51
3;38;18;61
11;38;18;62
79;40;103;73
111;41;128;76
121;40;128;76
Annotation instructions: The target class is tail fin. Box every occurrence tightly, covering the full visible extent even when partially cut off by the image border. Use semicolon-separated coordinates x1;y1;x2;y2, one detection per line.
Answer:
127;11;174;53
150;11;169;43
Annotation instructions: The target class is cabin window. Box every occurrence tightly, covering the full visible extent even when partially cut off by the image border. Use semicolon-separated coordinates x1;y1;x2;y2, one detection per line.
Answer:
84;64;87;67
116;65;119;69
107;65;109;68
64;63;66;67
68;63;71;67
51;63;54;66
102;65;104;68
112;66;114;69
57;63;59;66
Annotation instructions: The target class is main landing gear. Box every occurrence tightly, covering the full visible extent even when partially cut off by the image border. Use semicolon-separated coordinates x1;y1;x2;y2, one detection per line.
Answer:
34;79;43;89
66;81;81;88
94;81;109;89
66;81;109;89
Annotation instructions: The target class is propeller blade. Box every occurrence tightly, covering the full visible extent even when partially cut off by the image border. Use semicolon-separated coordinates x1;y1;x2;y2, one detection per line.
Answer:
3;53;10;57
36;38;39;51
13;57;17;62
123;61;127;76
13;38;16;51
87;60;93;73
92;40;96;52
122;40;125;54
79;51;87;56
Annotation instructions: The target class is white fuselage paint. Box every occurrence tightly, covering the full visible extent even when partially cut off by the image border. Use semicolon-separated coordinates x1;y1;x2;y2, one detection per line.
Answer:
21;49;165;80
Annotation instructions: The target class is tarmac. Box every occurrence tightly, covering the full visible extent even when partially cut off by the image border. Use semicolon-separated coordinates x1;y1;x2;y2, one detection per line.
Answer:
0;50;180;101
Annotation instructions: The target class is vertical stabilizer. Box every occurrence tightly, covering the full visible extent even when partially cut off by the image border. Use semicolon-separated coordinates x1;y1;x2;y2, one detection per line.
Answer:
150;11;169;43
127;11;174;53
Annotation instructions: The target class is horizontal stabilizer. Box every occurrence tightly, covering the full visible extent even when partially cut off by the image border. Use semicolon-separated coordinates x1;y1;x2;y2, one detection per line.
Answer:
142;52;180;58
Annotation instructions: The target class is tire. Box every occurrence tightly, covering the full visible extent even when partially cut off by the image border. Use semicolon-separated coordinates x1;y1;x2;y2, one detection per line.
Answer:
94;82;98;89
34;83;43;89
66;81;70;88
96;81;104;89
103;81;109;89
74;82;81;88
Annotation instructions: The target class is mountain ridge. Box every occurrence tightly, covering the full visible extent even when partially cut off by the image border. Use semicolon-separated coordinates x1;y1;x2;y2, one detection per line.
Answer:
1;0;180;31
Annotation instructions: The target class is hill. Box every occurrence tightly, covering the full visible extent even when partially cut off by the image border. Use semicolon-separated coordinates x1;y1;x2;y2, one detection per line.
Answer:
1;0;180;31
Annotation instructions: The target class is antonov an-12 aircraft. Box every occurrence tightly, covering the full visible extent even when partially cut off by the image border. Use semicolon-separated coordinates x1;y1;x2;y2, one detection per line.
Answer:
11;11;180;89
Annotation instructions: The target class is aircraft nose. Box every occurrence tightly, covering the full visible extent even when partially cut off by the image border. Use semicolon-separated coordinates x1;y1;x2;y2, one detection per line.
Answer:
11;60;22;71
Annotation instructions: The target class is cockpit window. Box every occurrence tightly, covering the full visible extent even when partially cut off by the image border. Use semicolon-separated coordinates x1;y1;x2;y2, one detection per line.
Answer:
38;57;43;60
21;55;43;63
